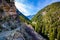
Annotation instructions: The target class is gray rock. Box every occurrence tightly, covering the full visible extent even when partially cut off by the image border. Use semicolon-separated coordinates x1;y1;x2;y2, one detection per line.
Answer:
0;0;46;40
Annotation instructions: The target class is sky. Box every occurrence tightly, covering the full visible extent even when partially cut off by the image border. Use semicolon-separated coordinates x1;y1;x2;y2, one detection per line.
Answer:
15;0;60;16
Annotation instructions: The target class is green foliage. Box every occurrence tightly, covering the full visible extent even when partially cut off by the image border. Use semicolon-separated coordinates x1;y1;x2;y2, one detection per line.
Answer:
19;15;31;24
35;21;40;33
16;9;31;24
57;27;60;40
32;2;60;40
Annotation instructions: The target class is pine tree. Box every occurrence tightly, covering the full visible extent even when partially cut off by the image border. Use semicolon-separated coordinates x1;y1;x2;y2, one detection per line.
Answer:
57;26;60;40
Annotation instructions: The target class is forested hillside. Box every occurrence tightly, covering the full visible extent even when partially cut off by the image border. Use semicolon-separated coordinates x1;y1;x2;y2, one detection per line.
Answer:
32;2;60;40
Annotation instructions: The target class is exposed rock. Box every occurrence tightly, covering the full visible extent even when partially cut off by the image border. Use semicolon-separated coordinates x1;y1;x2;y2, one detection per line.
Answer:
0;0;46;40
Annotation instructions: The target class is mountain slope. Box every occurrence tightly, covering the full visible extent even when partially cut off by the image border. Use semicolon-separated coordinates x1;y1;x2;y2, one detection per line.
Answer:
0;0;46;40
32;2;60;40
16;9;31;24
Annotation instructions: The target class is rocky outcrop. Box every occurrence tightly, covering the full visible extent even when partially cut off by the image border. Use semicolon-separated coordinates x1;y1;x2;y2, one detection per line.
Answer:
0;0;46;40
0;0;19;31
0;23;46;40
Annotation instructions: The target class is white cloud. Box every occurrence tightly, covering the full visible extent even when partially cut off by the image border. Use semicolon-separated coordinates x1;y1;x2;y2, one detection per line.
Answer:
15;2;31;16
15;0;60;16
15;2;38;16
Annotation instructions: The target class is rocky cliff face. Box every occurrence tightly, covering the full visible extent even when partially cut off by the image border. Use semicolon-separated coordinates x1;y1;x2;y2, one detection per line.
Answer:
0;0;46;40
0;0;20;31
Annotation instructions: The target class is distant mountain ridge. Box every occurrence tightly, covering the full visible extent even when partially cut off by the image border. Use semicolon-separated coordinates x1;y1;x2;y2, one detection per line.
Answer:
27;15;34;20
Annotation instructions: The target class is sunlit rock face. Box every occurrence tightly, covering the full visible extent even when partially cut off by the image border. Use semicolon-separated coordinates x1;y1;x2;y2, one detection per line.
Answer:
0;0;20;32
0;0;46;40
2;0;16;15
